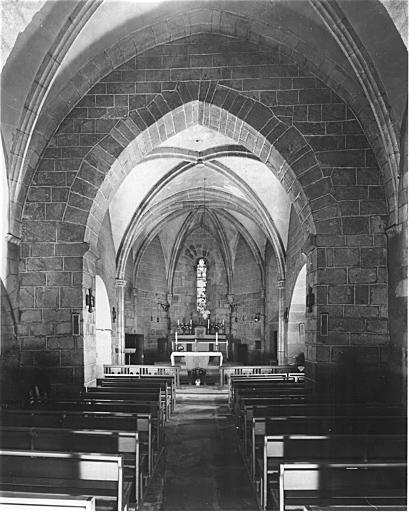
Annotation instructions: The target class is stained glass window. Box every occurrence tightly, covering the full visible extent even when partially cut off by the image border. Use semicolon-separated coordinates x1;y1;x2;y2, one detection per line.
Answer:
196;258;207;314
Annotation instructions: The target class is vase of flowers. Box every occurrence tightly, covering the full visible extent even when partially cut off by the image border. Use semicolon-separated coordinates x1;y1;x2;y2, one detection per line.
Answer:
191;367;206;385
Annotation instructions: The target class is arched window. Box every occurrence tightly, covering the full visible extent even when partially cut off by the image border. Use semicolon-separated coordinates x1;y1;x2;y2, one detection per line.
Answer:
196;258;207;314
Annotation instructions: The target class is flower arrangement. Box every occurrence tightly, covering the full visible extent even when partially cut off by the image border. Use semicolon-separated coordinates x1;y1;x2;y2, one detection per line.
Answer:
191;367;206;384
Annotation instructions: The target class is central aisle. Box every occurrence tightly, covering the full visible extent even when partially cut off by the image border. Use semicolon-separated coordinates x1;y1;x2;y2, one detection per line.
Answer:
142;390;259;511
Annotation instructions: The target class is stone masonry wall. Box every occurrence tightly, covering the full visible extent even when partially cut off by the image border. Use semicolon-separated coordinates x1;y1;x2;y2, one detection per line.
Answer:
19;32;388;390
233;234;262;363
135;235;168;358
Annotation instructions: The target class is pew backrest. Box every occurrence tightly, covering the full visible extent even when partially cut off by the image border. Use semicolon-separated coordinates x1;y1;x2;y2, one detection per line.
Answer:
278;462;407;511
0;491;96;511
0;449;131;511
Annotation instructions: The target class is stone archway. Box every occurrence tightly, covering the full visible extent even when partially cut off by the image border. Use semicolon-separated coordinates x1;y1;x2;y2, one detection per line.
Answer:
19;42;389;392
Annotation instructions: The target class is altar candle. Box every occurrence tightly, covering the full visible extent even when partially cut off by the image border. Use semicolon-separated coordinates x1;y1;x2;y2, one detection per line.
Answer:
216;331;218;346
190;319;192;326
175;332;178;342
222;319;225;326
177;319;180;326
207;319;210;331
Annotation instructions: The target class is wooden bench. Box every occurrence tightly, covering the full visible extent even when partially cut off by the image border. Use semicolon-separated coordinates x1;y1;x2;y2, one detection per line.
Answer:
26;398;164;451
0;410;157;481
262;434;407;510
229;375;303;409
0;426;146;508
241;403;404;464
278;462;407;511
0;491;96;511
103;364;181;387
0;449;132;511
96;376;176;412
222;365;295;386
81;387;170;420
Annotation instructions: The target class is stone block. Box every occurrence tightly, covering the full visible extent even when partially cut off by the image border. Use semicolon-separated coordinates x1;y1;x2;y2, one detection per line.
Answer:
370;285;388;305
357;168;380;185
361;248;386;266
360;200;387;215
57;223;86;242
71;178;98;199
22;221;56;242
34;351;60;366
27;257;63;271
354;283;370;304
299;88;331;104
43;308;72;324
21;336;47;350
365;318;388;333
30;323;54;336
27;187;52;202
20;272;47;286
20;287;35;308
304;177;331;200
350;333;388;345
315;234;345;247
61;350;84;366
321;104;346;121
52;188;70;202
348;268;377;283
47;336;75;350
316;346;331;362
328;317;365;332
315;218;341;235
35;287;59;308
64;257;83;271
342;217;369;235
316;150;365;167
60;287;82;308
64;207;89;225
46;203;65;221
20;309;42;323
331;347;379;364
324;332;350;344
30;243;55;257
47;272;72;286
344;305;379;318
333;248;360;267
55;322;73;335
55;243;88;256
23;203;46;221
328;286;353;304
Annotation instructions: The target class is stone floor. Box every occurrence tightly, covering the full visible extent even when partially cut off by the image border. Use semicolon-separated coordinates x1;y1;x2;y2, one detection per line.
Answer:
141;388;259;511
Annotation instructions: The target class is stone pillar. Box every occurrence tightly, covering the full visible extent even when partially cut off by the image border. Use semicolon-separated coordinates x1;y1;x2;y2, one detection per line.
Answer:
115;279;127;365
277;279;286;365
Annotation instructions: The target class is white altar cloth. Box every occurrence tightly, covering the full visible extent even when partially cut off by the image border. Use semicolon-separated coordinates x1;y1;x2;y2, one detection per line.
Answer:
170;351;223;367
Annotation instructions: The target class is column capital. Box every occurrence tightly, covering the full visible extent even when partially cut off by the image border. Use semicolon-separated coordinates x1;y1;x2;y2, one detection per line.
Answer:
5;233;21;246
115;279;127;288
301;233;317;256
277;279;286;289
385;223;403;237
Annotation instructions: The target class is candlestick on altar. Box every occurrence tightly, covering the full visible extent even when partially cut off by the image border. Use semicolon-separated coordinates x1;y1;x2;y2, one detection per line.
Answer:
216;331;219;347
207;319;210;332
177;319;180;325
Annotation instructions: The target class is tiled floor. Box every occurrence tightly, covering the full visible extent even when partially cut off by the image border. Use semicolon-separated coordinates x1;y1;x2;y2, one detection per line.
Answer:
141;391;259;511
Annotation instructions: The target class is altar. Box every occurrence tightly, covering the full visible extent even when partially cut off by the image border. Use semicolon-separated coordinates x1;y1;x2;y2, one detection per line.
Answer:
170;351;223;368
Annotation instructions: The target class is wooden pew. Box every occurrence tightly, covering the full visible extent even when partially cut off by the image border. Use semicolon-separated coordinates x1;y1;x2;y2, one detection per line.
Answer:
0;449;132;511
0;491;96;511
81;387;170;420
229;374;302;409
0;410;156;480
96;375;176;412
242;403;404;464
103;364;181;387
222;365;295;386
26;398;164;450
278;462;407;511
262;434;407;510
0;426;145;508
